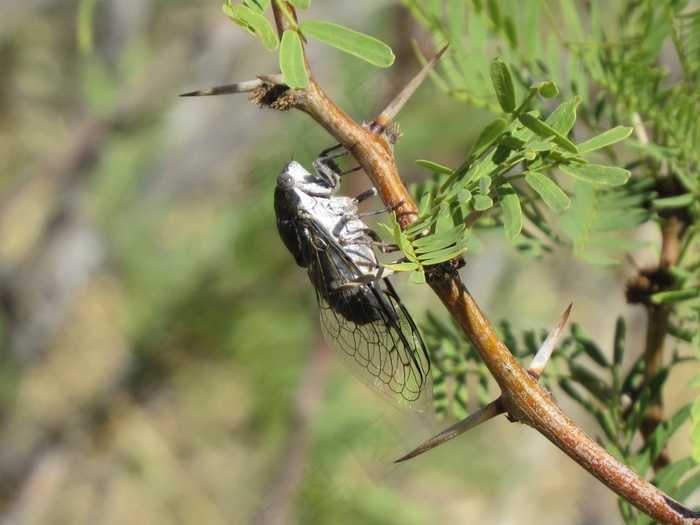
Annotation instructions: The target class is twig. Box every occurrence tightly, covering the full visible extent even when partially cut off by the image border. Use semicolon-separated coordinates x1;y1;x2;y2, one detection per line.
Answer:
639;214;687;470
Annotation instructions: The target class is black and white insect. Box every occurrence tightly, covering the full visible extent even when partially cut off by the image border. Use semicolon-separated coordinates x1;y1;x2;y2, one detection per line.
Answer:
274;148;432;415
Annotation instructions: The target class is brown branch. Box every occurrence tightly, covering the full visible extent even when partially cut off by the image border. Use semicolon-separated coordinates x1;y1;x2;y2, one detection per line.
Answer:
624;166;690;472
639;214;687;470
430;278;698;525
189;5;700;524
640;299;672;470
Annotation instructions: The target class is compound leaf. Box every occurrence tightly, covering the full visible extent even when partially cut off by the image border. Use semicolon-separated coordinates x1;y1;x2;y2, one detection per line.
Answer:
279;30;308;89
300;20;394;67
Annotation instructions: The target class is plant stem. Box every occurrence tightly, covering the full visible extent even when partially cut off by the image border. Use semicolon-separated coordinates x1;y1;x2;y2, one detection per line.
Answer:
639;215;685;470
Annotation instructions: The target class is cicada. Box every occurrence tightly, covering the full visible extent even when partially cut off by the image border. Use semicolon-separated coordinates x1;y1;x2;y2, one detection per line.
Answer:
274;149;432;415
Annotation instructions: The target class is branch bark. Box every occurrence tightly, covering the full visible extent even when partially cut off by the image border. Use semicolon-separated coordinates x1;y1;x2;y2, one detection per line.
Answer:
638;214;686;471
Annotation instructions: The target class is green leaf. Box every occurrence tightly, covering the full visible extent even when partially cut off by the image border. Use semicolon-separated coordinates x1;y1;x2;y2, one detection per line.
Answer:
412;224;466;248
576;126;633;154
580;251;619;266
693;397;700;463
223;4;237;21
479;175;492;194
419;245;468;264
646;405;692;464
677;469;700;502
652;457;696;494
473;194;494;210
490;57;516;113
612;316;625;396
417;190;433;218
387;218;416;262
279;30;308;89
299;20;395;67
538;81;559;98
653;194;695;209
569;361;611;405
586;237;649;250
287;0;310;7
417;159;454;175
527;140;555;152
525;172;570;213
468;118;508;160
457;189;472;204
233;5;278;49
572;323;610;367
410;271;426;284
414;243;462;259
519;113;578;153
223;4;254;34
382;261;420;272
612;318;626;367
590;210;648;232
245;0;270;13
497;183;522;239
544;96;580;136
595;409;621;443
651;288;700;305
503;14;518;47
559;378;600;417
560;163;631;185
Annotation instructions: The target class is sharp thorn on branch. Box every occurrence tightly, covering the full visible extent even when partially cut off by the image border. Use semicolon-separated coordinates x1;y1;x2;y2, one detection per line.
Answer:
256;74;286;85
395;398;504;463
372;44;449;132
527;303;573;379
180;77;282;97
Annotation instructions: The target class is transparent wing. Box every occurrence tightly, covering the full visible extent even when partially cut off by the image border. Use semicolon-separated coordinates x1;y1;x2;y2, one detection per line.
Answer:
304;220;432;415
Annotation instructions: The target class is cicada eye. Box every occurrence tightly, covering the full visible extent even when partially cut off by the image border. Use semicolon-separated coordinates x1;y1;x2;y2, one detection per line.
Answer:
277;172;295;190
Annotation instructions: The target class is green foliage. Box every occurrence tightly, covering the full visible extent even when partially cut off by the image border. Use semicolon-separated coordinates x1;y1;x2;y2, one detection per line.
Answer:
389;58;632;279
224;1;278;49
279;29;307;89
300;20;394;67
683;305;700;463
403;0;699;261
223;0;395;88
559;180;653;266
560;319;700;523
401;1;700;521
421;312;497;419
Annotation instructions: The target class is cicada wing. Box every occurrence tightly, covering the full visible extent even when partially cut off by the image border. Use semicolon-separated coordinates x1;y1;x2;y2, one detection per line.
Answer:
318;282;433;415
304;222;432;415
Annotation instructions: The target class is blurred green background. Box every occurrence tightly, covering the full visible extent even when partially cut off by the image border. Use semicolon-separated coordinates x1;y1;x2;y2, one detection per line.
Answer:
1;1;692;524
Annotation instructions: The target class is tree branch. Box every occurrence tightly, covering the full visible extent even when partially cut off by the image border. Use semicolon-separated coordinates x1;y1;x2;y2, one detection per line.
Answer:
188;5;700;524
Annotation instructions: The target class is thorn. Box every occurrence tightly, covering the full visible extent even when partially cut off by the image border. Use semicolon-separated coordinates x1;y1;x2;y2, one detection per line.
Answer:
527;303;572;379
371;44;449;132
180;79;263;97
256;74;286;85
395;398;503;462
179;76;284;97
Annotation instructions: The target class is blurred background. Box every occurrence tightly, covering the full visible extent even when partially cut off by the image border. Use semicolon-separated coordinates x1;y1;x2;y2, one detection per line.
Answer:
0;1;692;524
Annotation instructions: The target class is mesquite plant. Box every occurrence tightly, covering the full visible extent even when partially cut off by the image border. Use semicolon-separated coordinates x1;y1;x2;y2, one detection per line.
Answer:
205;1;700;523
